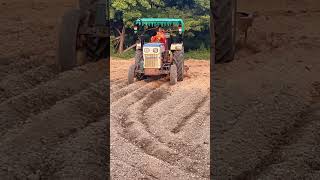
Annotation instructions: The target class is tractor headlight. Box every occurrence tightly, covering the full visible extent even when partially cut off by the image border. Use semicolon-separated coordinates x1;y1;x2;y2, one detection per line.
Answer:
144;48;150;53
153;48;159;53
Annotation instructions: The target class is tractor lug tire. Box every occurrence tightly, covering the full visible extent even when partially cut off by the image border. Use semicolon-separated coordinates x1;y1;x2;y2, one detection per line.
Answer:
128;64;136;84
170;64;178;85
173;50;184;81
135;50;143;69
213;0;237;63
57;9;81;71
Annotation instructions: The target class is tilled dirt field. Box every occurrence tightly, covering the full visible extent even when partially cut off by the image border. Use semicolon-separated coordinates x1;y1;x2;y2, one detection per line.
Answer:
0;0;109;178
1;0;320;179
110;59;210;179
213;0;320;179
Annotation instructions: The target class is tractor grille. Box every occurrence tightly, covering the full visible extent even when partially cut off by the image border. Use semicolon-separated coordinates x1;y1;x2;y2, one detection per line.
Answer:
144;54;161;68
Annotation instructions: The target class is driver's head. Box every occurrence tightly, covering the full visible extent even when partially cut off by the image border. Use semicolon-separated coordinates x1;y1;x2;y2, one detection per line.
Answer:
158;27;164;32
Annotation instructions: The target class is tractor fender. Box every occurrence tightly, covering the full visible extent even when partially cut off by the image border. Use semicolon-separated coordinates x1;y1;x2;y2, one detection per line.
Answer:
170;43;183;51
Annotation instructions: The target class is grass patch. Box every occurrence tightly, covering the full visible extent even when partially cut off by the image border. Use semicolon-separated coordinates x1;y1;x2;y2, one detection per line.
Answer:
110;48;135;59
185;48;210;60
112;50;135;59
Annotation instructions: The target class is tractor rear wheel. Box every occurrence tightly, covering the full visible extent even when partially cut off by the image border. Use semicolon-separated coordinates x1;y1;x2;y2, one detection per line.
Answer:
85;36;109;61
78;0;109;62
212;0;237;63
173;50;184;81
79;0;97;10
57;9;81;71
170;64;177;85
128;64;135;84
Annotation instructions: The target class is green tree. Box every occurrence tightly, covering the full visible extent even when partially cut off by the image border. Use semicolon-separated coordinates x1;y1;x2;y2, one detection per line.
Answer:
110;0;163;53
110;0;210;54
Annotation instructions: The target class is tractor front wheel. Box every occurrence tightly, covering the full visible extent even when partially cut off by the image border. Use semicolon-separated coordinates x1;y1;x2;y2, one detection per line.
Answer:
135;50;143;72
170;64;177;85
128;64;136;84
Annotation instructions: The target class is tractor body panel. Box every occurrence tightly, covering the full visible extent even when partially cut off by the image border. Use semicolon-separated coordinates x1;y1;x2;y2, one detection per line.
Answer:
142;43;165;75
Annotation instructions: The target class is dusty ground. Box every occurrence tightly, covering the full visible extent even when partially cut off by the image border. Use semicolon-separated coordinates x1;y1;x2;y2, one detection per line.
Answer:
110;59;210;179
0;0;210;179
1;0;320;179
0;0;108;178
213;0;320;179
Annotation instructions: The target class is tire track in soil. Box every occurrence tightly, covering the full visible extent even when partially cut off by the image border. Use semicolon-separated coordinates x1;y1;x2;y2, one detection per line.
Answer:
110;77;125;83
236;82;320;179
143;86;210;178
120;87;182;175
165;98;210;177
0;79;108;178
111;80;167;135
121;87;172;158
0;64;58;102
0;57;49;81
111;81;166;122
171;94;210;134
0;61;105;137
110;80;130;94
110;84;205;179
167;98;210;161
40;118;108;179
235;106;316;179
123;87;209;178
113;81;207;178
111;81;202;179
111;81;146;103
112;159;156;179
110;59;210;179
258;104;320;179
213;34;320;178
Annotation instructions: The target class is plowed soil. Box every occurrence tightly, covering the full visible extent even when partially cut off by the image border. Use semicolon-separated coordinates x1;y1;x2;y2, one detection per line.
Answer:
0;0;108;179
1;0;320;179
110;59;210;179
213;0;320;179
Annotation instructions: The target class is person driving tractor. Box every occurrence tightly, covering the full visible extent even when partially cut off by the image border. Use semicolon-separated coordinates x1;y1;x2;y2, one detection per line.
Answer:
151;27;167;44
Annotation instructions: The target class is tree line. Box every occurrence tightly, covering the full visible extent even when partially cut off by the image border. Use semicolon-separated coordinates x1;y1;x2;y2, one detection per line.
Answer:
110;0;210;54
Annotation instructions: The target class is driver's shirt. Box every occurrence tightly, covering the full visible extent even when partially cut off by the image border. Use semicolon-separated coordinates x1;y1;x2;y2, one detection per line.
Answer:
151;31;166;44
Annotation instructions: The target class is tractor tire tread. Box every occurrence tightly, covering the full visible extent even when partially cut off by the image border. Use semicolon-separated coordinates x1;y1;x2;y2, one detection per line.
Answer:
212;0;237;63
173;50;184;81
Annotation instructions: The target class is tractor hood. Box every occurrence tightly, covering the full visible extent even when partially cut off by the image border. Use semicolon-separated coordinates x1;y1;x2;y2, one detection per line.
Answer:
143;43;163;47
143;43;165;53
